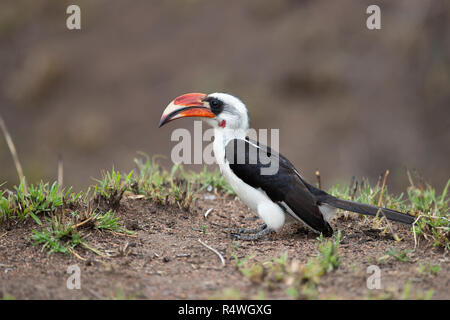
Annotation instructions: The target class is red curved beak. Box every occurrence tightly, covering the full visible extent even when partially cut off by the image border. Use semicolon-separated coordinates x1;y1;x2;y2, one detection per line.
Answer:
158;93;215;127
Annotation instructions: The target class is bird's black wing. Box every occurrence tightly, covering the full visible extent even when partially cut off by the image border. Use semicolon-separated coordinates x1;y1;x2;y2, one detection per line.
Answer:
224;138;333;236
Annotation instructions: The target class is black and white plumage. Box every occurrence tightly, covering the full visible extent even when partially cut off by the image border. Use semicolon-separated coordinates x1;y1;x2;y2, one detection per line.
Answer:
159;92;415;240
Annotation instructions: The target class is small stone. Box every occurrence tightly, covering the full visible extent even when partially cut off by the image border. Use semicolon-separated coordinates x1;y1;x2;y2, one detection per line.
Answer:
204;194;216;201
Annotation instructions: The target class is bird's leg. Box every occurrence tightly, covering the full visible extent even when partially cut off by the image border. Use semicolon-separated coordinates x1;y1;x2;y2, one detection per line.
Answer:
236;223;267;234
230;225;271;240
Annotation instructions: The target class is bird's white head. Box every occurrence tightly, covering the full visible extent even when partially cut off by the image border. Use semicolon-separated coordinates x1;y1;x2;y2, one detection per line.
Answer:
159;92;249;132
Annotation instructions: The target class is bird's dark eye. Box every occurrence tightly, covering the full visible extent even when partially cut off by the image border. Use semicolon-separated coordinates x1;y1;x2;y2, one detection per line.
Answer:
208;98;223;115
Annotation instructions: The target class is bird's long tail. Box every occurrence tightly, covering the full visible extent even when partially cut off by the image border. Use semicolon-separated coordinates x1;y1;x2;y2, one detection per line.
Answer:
320;196;415;224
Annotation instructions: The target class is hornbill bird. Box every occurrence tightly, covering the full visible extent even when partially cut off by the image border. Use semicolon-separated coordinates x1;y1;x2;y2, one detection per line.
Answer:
159;92;415;240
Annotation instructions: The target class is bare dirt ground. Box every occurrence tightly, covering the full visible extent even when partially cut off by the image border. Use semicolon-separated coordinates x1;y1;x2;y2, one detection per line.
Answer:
0;191;448;300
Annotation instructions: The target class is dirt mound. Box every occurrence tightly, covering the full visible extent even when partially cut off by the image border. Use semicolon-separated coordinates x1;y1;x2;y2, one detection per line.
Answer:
0;192;447;300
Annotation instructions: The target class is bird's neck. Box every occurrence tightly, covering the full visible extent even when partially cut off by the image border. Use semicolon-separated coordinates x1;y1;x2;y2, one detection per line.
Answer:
213;127;247;167
214;127;247;147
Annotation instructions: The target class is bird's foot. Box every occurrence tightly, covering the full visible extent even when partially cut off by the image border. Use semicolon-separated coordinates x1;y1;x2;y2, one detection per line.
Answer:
230;226;271;241
235;223;267;234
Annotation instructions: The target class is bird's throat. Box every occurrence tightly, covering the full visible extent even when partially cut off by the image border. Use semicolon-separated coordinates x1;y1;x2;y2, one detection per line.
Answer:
213;127;247;168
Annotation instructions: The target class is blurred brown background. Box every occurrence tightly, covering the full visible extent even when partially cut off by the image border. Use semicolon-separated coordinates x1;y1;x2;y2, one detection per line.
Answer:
0;0;449;193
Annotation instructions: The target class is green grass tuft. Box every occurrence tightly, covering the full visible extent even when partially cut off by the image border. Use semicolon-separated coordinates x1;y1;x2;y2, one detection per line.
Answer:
131;156;195;209
0;179;80;225
231;232;342;299
329;176;449;250
93;168;133;210
315;230;342;272
385;248;413;263
94;210;133;234
31;216;82;255
187;166;234;194
409;179;450;250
